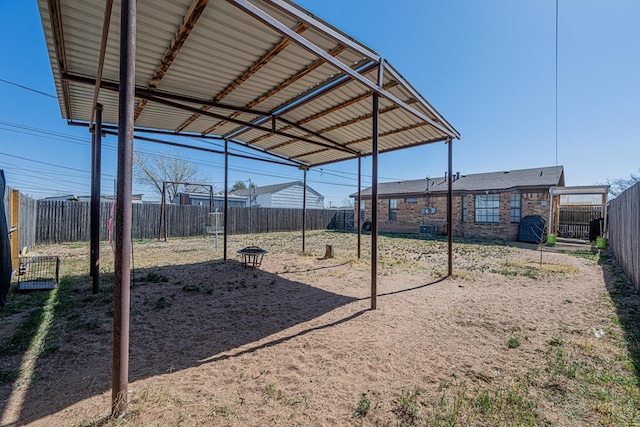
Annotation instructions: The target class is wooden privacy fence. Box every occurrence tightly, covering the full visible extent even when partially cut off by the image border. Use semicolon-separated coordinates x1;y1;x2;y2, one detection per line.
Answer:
559;205;602;223
35;201;353;244
608;182;640;293
558;205;602;239
224;207;349;235
3;186;37;252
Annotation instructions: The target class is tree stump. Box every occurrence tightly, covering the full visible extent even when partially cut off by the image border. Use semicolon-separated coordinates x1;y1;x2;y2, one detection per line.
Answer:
323;244;334;259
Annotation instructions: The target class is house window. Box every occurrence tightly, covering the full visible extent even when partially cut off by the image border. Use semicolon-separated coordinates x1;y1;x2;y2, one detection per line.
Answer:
461;195;467;223
360;200;366;221
475;194;500;223
404;197;418;204
510;193;521;223
389;199;397;221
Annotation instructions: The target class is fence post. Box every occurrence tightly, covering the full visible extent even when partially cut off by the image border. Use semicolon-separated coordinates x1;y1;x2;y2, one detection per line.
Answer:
10;190;20;269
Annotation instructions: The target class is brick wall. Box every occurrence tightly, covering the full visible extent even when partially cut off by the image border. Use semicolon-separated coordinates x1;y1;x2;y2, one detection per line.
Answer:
355;190;550;240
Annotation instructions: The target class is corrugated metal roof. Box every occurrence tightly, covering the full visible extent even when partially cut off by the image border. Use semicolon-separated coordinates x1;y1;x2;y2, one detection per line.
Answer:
38;0;459;167
353;166;566;197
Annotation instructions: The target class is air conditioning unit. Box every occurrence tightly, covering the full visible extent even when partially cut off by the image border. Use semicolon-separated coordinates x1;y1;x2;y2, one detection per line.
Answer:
419;224;437;235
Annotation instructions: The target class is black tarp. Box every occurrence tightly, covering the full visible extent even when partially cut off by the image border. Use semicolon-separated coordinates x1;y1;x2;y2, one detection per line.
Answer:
589;218;603;242
518;215;546;243
0;170;12;306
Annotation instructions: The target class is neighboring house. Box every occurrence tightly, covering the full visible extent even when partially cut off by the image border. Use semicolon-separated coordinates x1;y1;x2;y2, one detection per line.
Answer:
42;194;144;203
351;166;565;240
173;192;247;209
231;181;324;209
41;194;80;202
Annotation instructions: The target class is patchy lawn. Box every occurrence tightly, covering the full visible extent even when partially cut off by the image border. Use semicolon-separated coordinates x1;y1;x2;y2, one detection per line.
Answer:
1;231;638;426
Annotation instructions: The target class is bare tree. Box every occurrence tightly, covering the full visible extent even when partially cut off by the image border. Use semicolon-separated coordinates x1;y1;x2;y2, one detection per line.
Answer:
134;149;211;200
603;168;640;198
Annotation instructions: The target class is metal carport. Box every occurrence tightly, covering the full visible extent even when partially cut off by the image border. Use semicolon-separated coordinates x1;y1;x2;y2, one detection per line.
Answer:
37;0;460;415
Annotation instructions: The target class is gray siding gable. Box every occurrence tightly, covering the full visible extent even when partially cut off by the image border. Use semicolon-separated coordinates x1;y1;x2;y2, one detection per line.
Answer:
233;181;324;209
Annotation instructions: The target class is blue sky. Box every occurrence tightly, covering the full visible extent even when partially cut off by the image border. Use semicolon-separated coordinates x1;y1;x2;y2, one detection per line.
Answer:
1;1;638;206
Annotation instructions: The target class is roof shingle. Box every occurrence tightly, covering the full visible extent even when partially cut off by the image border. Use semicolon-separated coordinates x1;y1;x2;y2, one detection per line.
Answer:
352;166;565;197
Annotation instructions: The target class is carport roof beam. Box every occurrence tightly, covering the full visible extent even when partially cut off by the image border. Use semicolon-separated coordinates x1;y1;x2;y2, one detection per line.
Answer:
229;0;456;138
63;72;356;156
549;185;610;196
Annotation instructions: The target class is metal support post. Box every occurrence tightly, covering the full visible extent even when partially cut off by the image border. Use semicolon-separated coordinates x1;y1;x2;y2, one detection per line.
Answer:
371;94;379;310
302;166;307;253
112;0;135;417
447;137;453;277
90;103;103;293
547;188;554;236
223;140;229;261
369;61;385;310
357;155;362;259
159;181;166;240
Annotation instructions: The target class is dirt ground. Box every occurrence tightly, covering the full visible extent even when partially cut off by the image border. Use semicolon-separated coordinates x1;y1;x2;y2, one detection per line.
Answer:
0;231;638;426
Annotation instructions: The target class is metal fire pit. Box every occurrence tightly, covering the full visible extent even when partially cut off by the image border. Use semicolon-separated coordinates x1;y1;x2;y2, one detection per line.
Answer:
237;246;268;268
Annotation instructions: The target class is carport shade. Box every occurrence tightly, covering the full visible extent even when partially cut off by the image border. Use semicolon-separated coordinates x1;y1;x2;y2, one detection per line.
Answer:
37;0;460;417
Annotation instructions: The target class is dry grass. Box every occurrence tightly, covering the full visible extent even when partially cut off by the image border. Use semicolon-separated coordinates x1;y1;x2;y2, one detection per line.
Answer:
1;230;638;426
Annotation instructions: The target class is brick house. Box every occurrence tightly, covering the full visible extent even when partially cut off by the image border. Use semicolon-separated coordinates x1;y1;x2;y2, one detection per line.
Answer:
352;166;565;240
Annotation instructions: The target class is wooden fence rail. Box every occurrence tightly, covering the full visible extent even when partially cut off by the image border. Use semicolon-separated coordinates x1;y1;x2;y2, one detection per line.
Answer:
557;205;602;239
608;182;640;293
34;201;352;244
